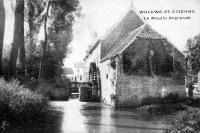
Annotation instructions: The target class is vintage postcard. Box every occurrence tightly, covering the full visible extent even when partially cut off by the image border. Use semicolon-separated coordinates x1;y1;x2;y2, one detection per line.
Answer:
0;0;200;132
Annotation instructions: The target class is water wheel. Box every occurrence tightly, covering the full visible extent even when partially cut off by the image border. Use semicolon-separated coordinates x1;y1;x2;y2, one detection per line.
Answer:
89;62;101;102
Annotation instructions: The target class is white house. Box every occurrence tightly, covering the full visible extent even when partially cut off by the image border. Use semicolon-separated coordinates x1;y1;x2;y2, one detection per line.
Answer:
64;62;84;83
73;62;84;83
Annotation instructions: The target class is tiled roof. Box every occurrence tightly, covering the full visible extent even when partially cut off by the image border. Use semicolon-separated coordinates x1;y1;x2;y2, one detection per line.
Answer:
137;25;164;39
101;24;165;61
64;68;74;75
84;8;172;62
101;9;144;59
102;25;144;61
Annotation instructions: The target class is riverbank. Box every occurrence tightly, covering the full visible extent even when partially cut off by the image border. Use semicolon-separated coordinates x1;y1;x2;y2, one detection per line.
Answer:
138;98;200;115
137;98;200;132
138;104;187;115
0;79;49;131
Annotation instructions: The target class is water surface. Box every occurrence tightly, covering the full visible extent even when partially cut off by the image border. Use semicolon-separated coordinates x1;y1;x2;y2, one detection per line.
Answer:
6;99;173;133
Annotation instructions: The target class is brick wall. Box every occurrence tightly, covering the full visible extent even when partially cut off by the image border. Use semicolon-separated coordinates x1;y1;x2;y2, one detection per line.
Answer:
115;75;185;107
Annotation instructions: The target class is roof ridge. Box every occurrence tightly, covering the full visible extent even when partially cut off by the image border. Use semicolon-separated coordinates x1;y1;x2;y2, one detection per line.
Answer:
107;24;145;56
102;30;133;58
101;24;146;62
129;2;147;25
100;8;131;40
118;24;146;54
100;4;147;41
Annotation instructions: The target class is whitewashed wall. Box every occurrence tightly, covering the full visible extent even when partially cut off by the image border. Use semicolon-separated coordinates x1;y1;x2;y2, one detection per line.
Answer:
72;68;84;82
100;59;117;105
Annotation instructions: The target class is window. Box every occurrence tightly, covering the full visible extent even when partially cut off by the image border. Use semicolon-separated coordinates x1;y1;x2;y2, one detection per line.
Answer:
80;75;82;81
77;69;80;73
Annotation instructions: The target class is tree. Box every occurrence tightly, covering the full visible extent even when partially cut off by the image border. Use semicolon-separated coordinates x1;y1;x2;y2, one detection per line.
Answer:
10;0;25;77
0;0;5;75
186;34;200;74
38;0;51;83
23;0;80;84
38;0;80;82
27;0;37;56
26;0;46;57
46;0;79;77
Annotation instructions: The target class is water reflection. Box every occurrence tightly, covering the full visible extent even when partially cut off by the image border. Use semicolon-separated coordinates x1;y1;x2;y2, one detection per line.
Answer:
5;105;63;133
59;100;89;132
5;99;173;133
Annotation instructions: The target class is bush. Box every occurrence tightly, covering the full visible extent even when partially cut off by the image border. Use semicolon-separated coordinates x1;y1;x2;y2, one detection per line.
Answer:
139;93;186;115
141;93;184;106
168;109;200;133
0;79;48;127
184;98;200;108
37;79;69;101
141;104;187;115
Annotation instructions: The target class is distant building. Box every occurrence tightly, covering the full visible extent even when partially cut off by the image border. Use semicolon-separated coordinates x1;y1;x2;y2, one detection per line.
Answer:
73;62;84;83
64;62;85;88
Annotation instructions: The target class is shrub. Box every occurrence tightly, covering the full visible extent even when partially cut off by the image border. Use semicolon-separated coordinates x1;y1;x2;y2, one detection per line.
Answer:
168;109;200;133
161;93;184;104
139;93;187;115
143;104;187;115
37;79;69;101
141;93;184;106
0;79;48;126
184;98;200;108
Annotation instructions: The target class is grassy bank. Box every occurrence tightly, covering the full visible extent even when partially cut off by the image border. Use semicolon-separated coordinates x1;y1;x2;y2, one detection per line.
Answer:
138;93;200;115
37;81;69;101
0;79;49;130
168;109;200;133
137;94;200;132
35;77;70;101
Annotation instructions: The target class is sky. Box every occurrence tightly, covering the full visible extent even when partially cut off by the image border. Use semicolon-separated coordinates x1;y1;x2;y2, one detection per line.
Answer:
2;0;200;68
64;0;200;67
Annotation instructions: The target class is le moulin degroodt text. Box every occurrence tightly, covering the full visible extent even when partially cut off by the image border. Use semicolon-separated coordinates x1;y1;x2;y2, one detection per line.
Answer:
139;9;196;20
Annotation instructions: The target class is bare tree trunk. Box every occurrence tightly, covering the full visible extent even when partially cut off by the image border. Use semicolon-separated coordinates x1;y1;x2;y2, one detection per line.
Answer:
19;32;25;75
38;0;51;83
19;0;25;76
10;0;24;77
0;0;5;75
27;0;35;56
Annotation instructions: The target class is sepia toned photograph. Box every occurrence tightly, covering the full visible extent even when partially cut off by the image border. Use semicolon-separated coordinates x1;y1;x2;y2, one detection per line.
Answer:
0;0;200;132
